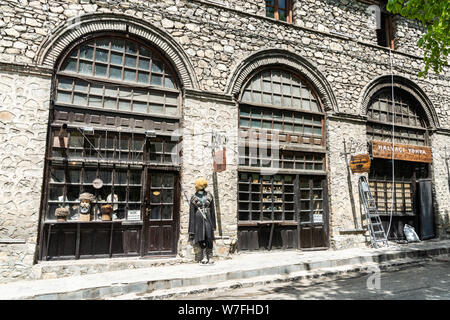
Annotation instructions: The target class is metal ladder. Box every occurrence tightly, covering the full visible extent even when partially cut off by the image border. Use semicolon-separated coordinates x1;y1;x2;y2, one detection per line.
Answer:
359;176;389;248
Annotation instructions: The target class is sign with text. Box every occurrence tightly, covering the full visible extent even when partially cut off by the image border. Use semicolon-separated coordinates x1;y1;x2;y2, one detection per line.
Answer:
349;154;371;173
127;210;141;221
371;140;432;163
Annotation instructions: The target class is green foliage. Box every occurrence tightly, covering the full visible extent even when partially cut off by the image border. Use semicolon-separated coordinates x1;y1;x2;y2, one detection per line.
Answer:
387;0;449;77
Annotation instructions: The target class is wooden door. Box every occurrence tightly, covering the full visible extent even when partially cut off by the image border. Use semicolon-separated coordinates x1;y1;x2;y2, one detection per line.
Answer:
298;177;329;249
143;171;179;255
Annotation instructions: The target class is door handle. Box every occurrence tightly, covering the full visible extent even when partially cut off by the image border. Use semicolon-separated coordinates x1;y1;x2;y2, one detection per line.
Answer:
145;207;149;216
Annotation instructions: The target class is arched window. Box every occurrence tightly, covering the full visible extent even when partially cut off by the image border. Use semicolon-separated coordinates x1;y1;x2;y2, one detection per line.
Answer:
56;36;180;116
237;68;328;250
40;35;182;260
367;88;430;146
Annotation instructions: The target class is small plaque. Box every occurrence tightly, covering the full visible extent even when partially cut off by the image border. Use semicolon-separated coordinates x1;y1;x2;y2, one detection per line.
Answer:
127;210;141;221
313;213;323;224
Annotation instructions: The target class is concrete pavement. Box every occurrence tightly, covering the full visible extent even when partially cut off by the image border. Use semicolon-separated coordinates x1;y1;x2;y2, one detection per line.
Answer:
0;239;449;300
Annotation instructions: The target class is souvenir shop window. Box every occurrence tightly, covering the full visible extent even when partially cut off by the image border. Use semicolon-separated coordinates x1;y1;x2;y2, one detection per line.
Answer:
368;179;413;214
238;173;295;222
148;173;175;221
56;36;180;117
46;164;143;221
51;129;146;162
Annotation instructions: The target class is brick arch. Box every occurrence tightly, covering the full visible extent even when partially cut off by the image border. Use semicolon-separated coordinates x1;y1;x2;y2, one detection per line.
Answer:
225;49;338;112
359;74;439;129
35;13;199;90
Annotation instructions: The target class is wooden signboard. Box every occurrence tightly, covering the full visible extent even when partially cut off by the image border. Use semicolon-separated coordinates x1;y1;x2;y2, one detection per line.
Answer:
371;140;432;163
350;154;371;173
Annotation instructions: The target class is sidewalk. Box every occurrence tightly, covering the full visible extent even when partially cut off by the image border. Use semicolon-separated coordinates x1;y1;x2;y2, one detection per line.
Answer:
0;239;449;300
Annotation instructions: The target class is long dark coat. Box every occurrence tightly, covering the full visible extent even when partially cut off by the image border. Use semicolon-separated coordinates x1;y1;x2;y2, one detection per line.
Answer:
188;191;216;244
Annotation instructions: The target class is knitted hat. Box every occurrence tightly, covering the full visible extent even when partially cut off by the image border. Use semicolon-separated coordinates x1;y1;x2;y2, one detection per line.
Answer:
79;192;94;201
55;207;69;217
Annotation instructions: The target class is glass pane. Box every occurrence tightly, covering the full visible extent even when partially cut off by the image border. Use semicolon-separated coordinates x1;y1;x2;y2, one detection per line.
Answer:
109;66;122;80
94;64;107;77
150;206;161;220
129;170;142;185
118;100;131;111
152;61;163;73
110;39;123;51
139;58;150;70
110;52;123;65
58;78;73;90
162;206;173;220
133;101;147;113
56;91;71;104
129;187;141;202
124;70;136;82
95;49;108;63
61;59;77;72
125;55;137;68
73;93;87;106
126;41;138;55
104;98;117;110
151;75;162;86
79;46;93;60
79;61;92;75
138;72;149;84
164;77;175;88
150;104;163;114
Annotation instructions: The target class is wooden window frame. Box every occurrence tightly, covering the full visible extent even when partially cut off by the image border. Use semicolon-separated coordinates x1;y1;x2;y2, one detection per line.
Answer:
266;0;293;23
366;89;430;147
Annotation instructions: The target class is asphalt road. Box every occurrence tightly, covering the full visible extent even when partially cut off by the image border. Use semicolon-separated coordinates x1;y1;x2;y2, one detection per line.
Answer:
177;256;450;300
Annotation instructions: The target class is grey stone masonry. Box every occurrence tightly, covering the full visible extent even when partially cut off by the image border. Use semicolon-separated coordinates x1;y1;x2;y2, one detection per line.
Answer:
0;0;448;284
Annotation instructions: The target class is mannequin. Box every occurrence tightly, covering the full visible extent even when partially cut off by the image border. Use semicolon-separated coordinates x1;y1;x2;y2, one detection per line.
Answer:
188;178;216;264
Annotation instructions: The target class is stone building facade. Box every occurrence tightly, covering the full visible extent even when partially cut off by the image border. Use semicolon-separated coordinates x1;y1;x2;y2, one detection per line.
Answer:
0;0;449;283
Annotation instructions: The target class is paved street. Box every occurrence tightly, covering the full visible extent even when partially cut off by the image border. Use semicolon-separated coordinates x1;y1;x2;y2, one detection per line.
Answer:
176;256;450;300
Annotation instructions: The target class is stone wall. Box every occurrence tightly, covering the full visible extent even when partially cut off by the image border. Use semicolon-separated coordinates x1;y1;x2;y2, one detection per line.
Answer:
326;117;369;249
0;70;51;283
179;95;239;259
431;133;450;238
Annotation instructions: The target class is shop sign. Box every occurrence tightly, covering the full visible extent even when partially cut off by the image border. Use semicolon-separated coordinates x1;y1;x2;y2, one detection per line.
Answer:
213;148;227;173
349;154;371;173
372;140;432;163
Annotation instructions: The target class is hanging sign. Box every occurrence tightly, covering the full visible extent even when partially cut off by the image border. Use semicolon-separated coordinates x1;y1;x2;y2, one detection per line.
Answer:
212;131;227;173
213;148;227;173
349;154;371;174
371;140;432;163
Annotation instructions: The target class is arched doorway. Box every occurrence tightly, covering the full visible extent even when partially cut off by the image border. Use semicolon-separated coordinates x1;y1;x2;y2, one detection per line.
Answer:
366;87;435;240
38;35;182;260
237;68;329;251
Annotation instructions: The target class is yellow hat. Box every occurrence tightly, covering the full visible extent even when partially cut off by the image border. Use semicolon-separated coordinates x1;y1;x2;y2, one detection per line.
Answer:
195;178;208;191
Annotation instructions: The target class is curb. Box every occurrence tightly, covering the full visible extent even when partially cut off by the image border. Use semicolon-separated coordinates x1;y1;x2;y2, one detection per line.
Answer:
3;243;449;300
108;257;430;300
